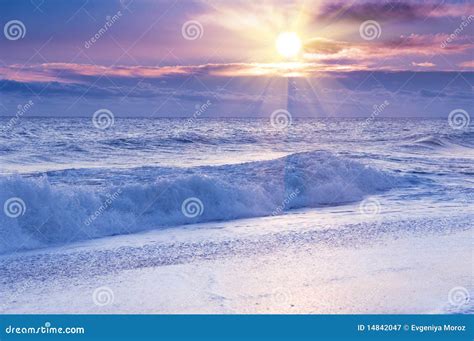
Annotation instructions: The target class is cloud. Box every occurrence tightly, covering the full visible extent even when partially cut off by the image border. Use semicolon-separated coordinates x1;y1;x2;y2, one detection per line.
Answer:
459;60;474;68
411;62;435;68
302;34;472;68
0;62;369;85
316;1;473;22
304;34;472;56
0;63;194;83
1;34;471;91
1;69;472;118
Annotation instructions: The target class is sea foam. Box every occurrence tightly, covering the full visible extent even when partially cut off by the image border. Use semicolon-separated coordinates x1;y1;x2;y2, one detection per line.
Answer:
0;151;405;253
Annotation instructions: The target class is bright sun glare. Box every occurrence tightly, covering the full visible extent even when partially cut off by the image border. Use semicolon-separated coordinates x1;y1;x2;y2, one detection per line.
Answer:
276;32;302;59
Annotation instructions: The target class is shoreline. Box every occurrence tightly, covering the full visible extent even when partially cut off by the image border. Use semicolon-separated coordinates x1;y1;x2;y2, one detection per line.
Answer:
1;203;472;314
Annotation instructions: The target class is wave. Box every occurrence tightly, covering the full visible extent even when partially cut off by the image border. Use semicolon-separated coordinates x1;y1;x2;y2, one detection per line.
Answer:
405;131;474;150
412;136;449;148
100;133;259;148
0;151;408;254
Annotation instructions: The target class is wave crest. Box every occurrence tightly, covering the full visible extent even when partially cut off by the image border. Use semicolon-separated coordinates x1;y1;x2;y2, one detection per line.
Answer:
0;151;405;253
406;131;474;150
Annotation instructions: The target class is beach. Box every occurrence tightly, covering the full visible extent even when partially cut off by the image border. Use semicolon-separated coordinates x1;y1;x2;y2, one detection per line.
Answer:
1;197;472;314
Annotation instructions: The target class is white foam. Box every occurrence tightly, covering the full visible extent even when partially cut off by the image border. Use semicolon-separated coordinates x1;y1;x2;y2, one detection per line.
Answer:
0;151;405;253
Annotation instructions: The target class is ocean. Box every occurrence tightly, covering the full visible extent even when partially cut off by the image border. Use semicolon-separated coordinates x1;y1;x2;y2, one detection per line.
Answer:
0;117;473;254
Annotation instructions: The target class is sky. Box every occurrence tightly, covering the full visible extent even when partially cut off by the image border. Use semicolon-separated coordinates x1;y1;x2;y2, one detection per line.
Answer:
0;0;473;118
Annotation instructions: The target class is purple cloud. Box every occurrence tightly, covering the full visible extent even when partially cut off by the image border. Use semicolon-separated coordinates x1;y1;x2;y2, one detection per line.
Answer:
316;1;473;21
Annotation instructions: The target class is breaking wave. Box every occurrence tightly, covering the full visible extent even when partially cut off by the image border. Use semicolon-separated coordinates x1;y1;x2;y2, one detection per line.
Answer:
0;151;409;254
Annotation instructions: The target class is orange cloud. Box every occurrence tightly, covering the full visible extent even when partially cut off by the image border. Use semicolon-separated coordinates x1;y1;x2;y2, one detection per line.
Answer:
0;62;369;83
459;61;474;68
302;34;473;70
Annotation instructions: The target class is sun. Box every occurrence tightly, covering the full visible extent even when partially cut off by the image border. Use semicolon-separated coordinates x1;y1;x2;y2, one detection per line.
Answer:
276;32;302;59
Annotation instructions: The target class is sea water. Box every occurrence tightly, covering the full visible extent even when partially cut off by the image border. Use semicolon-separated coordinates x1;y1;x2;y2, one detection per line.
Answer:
0;117;473;254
